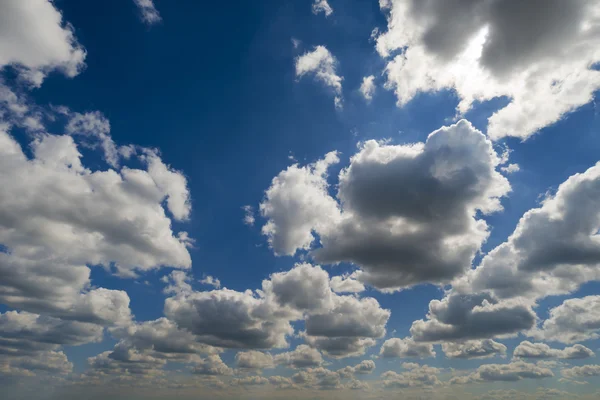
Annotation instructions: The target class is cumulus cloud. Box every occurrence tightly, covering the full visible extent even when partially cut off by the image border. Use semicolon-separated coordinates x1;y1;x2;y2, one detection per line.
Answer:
261;120;510;291
312;0;333;17
0;0;86;85
236;351;275;370
274;344;323;369
561;364;600;379
381;364;441;389
295;46;343;108
410;293;536;342
133;0;162;25
329;271;365;293
514;341;595;360
0;128;191;321
450;361;553;384
501;163;520;174
192;355;233;376
532;296;600;344
242;205;255;226
359;75;376;102
376;0;600;140
379;337;436;359
442;339;507;359
199;275;221;289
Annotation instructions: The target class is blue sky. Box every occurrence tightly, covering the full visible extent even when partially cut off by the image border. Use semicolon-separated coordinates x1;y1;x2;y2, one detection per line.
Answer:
1;0;600;399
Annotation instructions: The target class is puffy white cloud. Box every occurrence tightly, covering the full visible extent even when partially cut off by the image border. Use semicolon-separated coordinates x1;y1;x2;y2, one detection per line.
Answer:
0;350;72;376
133;0;162;25
359;75;376;102
562;364;600;379
274;344;323;369
514;341;594;360
295;46;343;108
268;375;297;389
312;0;333;17
293;367;343;390
233;375;269;386
0;0;86;85
260;151;340;256
329;271;365;293
242;205;255;226
0;128;191;321
381;364;441;388
458;163;600;301
380;337;436;359
87;343;166;377
262;120;510;291
199;275;221;289
442;339;506;359
450;361;554;384
235;351;275;369
501;164;520;174
303;336;376;358
65;111;120;168
352;359;376;374
376;0;600;140
410;293;536;342
533;296;600;344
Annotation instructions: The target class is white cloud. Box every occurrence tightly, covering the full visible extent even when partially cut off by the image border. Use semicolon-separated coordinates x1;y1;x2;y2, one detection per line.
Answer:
381;364;441;388
562;364;600;379
261;120;510;291
0;0;86;85
458;163;600;301
513;341;594;360
0;128;191;321
312;0;333;17
65;111;120;168
236;351;275;369
450;361;554;384
376;0;600;140
192;355;233;376
133;0;162;25
442;339;507;360
200;275;221;289
295;46;343;108
329;271;365;293
359;75;376;102
274;344;324;369
532;296;600;344
242;205;255;226
501;163;520;174
380;337;436;359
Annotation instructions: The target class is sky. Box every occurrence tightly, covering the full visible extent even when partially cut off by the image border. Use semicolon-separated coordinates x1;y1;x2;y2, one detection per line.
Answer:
1;0;600;399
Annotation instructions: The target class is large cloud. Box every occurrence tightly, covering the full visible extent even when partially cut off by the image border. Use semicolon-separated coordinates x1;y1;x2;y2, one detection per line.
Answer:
376;0;600;140
0;128;191;322
0;0;86;85
532;296;600;344
261;120;510;291
459;164;600;301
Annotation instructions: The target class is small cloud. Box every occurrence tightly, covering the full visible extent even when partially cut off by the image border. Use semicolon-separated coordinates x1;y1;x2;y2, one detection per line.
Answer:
133;0;162;25
312;0;333;17
242;205;255;226
359;75;376;102
501;163;520;174
200;275;221;289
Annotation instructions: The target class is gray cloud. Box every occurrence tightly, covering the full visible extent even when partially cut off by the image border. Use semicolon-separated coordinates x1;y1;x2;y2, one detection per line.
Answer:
442;339;506;359
380;337;436;359
514;341;594;360
450;361;553;384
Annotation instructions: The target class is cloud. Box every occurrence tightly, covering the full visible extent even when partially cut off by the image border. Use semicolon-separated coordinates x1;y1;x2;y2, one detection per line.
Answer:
329;271;365;293
295;46;343;108
199;275;221;289
65;111;120;168
381;364;441;388
242;205;255;226
233;375;269;386
303;336;376;359
561;364;600;379
274;344;323;369
260;151;340;256
0;0;86;85
410;293;536;342
501;164;520;174
261;120;510;291
359;75;376;102
457;162;600;301
312;0;333;17
133;0;162;25
235;351;275;369
192;355;233;376
293;367;343;390
376;0;600;140
514;341;595;360
0;350;72;376
379;337;436;359
0;128;191;321
450;361;553;384
442;339;507;359
532;296;600;344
